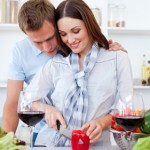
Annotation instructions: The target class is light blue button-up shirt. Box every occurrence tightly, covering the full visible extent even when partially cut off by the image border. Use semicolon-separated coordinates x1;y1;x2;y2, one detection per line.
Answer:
27;47;133;146
8;37;53;135
8;37;51;85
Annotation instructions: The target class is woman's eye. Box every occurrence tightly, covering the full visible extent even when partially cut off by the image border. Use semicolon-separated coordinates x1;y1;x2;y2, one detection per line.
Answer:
59;33;66;37
73;30;80;34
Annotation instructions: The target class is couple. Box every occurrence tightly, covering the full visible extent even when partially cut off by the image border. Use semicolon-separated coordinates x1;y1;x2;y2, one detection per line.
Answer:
27;0;133;147
3;0;133;147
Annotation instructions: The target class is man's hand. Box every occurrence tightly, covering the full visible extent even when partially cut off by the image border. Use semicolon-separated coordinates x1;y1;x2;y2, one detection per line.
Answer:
108;39;127;53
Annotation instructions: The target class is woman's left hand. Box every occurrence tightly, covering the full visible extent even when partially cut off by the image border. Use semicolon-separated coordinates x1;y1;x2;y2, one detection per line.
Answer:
80;119;102;144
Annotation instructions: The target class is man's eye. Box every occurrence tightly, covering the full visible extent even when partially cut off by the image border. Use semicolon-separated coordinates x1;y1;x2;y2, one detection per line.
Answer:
46;38;51;42
46;35;55;41
35;42;42;45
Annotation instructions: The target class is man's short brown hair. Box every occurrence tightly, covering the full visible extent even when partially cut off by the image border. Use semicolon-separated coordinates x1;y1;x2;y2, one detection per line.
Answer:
18;0;55;33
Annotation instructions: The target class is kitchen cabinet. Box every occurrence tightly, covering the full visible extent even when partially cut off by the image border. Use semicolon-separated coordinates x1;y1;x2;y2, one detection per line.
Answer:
107;0;150;109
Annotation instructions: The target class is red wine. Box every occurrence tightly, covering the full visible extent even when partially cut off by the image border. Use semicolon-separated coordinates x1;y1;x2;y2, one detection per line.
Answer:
115;116;144;131
18;111;45;126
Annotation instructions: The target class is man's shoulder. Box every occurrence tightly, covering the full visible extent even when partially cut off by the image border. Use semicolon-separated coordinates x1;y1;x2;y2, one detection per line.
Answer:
12;37;38;57
15;37;33;50
15;37;29;45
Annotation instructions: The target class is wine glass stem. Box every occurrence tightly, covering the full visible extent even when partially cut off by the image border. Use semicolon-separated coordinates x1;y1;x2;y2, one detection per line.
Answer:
126;131;132;149
30;126;34;150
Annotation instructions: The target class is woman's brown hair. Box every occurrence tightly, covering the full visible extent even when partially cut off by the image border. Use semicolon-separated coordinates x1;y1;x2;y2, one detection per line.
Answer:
55;0;109;55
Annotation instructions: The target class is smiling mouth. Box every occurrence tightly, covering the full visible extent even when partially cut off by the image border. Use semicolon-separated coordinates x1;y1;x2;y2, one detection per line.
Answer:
69;42;80;49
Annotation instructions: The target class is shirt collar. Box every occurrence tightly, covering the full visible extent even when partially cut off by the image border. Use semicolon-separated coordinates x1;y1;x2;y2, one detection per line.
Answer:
27;37;43;56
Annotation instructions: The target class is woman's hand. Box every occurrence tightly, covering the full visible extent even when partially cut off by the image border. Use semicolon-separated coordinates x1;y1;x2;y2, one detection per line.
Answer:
44;104;66;129
80;119;102;145
108;39;127;53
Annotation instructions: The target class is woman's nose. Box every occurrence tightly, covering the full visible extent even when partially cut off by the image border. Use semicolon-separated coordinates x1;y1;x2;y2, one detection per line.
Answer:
67;35;75;44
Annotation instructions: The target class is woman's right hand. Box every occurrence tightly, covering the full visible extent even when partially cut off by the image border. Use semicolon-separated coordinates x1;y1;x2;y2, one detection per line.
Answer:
44;104;67;129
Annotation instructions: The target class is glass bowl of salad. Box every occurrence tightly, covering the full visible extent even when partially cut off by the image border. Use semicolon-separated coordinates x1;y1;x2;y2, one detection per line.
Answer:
110;109;150;150
110;128;150;150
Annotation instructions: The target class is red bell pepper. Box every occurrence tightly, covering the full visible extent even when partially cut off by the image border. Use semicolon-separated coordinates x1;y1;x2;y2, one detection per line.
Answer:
111;115;124;131
71;130;90;150
133;127;142;133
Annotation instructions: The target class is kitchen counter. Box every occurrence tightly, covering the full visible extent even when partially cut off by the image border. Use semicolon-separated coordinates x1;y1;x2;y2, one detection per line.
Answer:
27;145;120;150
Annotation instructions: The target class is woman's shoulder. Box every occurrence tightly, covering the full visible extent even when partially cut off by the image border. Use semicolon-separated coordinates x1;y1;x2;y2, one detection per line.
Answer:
97;48;128;62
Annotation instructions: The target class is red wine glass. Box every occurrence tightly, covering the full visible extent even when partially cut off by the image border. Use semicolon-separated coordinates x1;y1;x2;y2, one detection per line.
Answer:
113;93;144;146
17;91;45;149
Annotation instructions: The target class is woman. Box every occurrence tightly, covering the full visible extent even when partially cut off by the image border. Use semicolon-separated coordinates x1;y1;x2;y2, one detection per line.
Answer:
27;0;133;147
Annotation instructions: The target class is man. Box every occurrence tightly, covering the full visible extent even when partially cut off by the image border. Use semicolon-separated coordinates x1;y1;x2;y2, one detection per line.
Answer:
2;0;58;133
2;0;126;133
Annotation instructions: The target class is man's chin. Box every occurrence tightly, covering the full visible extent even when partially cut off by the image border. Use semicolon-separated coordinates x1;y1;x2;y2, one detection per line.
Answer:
46;51;57;57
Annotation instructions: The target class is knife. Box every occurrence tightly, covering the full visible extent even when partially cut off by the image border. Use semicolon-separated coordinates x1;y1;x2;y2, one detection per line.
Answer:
56;120;84;144
56;120;72;139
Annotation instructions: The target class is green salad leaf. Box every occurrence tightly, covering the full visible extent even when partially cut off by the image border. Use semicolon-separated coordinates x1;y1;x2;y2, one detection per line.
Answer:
140;110;150;134
0;129;26;150
132;136;150;150
0;128;6;138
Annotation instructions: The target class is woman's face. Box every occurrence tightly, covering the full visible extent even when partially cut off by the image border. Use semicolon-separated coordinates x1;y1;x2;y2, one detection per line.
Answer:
57;17;92;57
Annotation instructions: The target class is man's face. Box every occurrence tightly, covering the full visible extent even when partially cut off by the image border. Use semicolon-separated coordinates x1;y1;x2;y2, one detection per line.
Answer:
26;20;58;56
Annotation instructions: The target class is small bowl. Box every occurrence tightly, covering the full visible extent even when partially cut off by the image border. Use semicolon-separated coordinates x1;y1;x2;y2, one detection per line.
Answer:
110;128;150;150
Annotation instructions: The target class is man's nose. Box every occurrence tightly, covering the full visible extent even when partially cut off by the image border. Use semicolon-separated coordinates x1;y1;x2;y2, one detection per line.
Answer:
42;41;51;51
